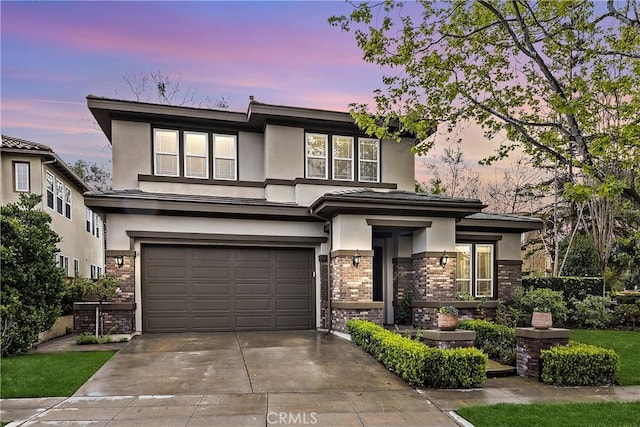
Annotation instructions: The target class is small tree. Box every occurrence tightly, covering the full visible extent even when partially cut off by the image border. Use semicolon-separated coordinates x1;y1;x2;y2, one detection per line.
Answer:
69;275;119;336
1;194;64;356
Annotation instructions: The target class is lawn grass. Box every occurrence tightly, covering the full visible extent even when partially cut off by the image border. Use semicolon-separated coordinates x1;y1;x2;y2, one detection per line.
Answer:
570;329;640;385
1;351;115;398
457;401;640;427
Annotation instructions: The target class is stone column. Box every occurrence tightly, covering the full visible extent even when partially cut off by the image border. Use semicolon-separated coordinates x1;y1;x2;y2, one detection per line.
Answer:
329;250;382;332
319;255;329;329
411;252;456;329
516;328;570;380
102;250;136;333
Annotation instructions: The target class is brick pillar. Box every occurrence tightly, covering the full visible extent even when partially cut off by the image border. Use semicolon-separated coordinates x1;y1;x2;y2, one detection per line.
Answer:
329;250;382;332
411;252;456;329
516;328;570;380
102;250;136;333
393;257;414;323
319;255;329;329
497;260;523;300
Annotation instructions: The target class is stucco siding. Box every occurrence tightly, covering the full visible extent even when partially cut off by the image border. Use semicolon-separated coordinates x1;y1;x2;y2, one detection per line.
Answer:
139;181;265;198
498;233;523;260
112;120;151;190
264;125;304;180
1;154;42;205
381;137;415;191
238;131;264;181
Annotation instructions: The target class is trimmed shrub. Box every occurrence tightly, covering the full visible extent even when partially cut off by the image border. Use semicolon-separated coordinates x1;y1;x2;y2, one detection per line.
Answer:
540;342;619;386
511;287;568;326
347;319;487;388
611;291;640;305
613;304;640;329
570;295;614;329
523;277;603;301
458;319;516;366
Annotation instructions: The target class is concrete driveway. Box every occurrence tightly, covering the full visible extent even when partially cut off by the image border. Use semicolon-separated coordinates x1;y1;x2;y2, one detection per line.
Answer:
15;331;455;426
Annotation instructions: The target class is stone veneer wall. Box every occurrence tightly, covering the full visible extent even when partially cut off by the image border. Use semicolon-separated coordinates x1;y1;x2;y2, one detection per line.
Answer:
411;253;457;328
392;258;414;323
516;328;570;380
331;308;384;332
319;255;329;330
497;260;523;300
74;306;135;334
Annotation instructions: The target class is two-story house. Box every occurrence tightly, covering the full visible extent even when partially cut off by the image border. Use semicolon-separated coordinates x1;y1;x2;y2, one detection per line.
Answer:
84;96;542;335
1;135;104;279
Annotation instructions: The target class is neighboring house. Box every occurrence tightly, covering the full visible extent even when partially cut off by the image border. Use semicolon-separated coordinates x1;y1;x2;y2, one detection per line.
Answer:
1;135;104;279
84;96;542;334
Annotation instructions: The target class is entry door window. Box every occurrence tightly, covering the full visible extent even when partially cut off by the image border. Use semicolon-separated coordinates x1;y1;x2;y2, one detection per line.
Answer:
456;243;494;297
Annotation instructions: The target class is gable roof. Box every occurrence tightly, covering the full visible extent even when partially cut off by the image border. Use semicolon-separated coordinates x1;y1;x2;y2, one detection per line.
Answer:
1;135;91;193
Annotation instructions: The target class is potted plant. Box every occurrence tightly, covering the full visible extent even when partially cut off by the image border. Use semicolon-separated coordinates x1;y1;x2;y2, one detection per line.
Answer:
398;290;413;325
531;306;553;329
437;306;459;331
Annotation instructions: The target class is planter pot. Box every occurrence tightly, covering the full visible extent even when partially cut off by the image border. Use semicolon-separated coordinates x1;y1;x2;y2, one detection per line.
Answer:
437;313;459;331
531;311;553;329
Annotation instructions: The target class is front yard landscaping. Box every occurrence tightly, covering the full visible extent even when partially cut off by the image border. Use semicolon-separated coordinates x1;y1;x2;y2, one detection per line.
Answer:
571;329;640;385
0;351;115;398
457;401;640;427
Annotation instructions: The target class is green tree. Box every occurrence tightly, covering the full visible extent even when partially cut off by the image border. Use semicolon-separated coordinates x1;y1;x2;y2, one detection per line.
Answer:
559;232;600;277
70;160;112;192
330;0;640;208
1;194;65;355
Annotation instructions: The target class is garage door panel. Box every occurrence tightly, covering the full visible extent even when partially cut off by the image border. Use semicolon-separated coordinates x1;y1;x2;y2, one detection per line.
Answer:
143;246;314;333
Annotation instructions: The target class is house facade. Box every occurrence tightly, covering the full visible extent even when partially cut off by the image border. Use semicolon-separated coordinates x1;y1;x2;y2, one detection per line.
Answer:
1;135;104;279
85;96;542;334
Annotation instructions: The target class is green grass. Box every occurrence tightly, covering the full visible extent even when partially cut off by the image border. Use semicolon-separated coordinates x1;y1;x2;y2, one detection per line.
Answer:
457;401;640;427
570;329;640;385
0;351;115;398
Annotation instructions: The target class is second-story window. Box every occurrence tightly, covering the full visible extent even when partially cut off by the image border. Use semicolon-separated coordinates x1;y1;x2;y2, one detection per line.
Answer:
332;136;354;181
213;134;237;180
358;138;379;182
55;178;64;215
306;133;328;179
154;129;179;176
46;172;55;209
64;186;72;219
184;132;208;179
14;162;30;192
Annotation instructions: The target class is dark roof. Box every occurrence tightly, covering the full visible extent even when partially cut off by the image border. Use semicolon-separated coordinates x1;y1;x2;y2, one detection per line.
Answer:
1;135;91;193
458;212;543;232
310;189;485;218
86;96;423;142
2;135;52;151
84;190;316;221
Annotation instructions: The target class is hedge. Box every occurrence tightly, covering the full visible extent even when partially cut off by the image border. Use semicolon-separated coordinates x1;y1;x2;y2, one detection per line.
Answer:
458;319;516;366
347;319;487;388
540;342;619;386
522;277;603;301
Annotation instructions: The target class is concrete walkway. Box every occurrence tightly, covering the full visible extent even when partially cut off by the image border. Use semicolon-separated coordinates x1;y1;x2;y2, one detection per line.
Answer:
2;331;640;426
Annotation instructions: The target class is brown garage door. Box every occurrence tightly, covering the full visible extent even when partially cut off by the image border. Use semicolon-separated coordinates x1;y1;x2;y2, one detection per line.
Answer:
142;245;314;333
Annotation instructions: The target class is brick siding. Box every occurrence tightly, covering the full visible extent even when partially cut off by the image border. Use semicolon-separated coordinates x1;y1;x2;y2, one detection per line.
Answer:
331;308;383;332
497;261;523;300
330;255;373;302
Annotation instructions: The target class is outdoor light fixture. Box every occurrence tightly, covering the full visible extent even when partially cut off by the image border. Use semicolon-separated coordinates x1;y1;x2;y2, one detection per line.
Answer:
352;249;362;267
115;255;124;268
439;251;449;268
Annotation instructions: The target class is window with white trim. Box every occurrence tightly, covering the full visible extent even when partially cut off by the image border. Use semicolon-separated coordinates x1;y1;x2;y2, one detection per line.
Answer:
305;133;328;179
14;162;30;192
213;134;237;180
358;138;380;182
73;258;80;277
86;207;93;234
154;129;179;176
94;213;100;238
90;264;103;279
184;131;208;178
55;179;64;214
58;255;69;277
64;186;72;219
456;243;494;297
332;136;354;181
46;172;54;209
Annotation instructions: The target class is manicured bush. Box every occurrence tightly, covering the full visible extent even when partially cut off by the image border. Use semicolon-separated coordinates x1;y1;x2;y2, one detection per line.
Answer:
613;304;640;329
458;319;516;365
569;295;614;329
611;291;640;305
511;287;568;326
540;342;619;386
522;277;603;301
347;319;487;388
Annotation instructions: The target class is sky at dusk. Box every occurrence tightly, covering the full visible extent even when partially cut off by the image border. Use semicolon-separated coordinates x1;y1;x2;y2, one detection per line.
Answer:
1;0;510;185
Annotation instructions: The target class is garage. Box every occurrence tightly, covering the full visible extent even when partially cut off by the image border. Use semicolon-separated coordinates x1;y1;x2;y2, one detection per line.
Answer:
142;245;315;333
